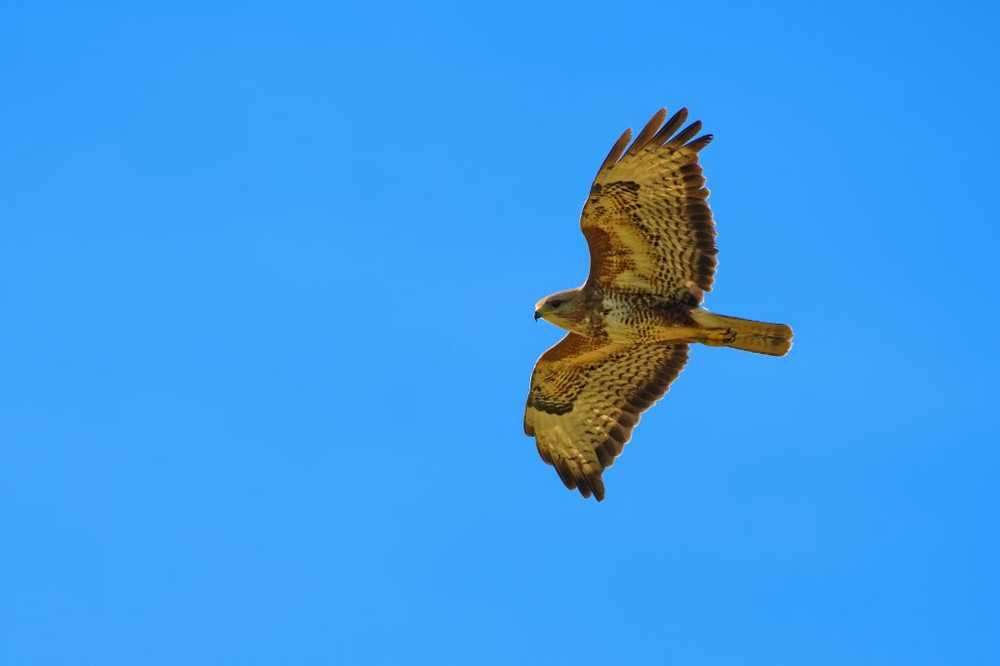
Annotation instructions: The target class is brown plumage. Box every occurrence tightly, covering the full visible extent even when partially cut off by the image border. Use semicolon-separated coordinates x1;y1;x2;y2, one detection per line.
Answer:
524;107;793;501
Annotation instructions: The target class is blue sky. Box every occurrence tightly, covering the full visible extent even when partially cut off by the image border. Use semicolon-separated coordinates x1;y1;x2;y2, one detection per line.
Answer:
2;1;998;664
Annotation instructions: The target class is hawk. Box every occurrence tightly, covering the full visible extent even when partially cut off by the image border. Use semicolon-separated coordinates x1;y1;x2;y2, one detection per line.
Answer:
524;106;792;501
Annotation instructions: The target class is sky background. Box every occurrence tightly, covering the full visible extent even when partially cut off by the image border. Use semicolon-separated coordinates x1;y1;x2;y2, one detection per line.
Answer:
2;1;999;664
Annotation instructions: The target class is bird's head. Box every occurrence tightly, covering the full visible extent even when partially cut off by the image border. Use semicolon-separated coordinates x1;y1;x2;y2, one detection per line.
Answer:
534;288;586;330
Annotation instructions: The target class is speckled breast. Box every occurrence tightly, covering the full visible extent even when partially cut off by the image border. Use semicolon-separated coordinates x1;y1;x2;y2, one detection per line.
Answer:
598;293;699;344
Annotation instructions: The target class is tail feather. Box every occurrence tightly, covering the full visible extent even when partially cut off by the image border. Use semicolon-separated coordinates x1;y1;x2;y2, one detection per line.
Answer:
691;310;793;357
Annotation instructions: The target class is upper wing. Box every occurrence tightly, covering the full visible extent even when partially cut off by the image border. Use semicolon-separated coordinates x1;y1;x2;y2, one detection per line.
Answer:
582;107;717;304
523;332;689;501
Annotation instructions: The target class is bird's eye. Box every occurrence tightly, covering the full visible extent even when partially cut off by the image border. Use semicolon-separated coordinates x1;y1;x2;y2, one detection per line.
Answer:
550;299;562;308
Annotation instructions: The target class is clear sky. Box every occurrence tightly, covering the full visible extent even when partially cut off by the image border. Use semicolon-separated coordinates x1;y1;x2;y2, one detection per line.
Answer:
2;2;998;664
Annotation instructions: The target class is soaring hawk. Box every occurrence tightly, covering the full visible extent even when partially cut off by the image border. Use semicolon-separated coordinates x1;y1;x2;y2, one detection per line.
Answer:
524;106;792;501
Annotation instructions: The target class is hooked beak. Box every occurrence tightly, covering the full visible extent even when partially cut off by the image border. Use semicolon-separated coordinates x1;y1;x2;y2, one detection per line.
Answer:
534;309;543;321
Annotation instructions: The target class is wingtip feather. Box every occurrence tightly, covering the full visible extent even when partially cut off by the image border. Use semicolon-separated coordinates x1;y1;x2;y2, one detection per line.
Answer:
628;108;667;155
670;120;703;146
654;107;689;144
597;128;632;175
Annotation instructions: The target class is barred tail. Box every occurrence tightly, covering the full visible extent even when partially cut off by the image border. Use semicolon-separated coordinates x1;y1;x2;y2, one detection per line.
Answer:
691;310;793;357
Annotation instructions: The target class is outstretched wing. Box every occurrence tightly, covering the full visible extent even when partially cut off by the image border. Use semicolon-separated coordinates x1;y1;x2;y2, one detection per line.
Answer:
523;333;689;501
582;107;717;304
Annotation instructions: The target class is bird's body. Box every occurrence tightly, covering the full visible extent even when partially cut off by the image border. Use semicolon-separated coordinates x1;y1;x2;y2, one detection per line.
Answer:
540;289;705;343
524;106;792;501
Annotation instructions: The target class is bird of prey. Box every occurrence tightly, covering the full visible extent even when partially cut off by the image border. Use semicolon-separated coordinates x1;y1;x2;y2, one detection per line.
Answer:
524;106;792;501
